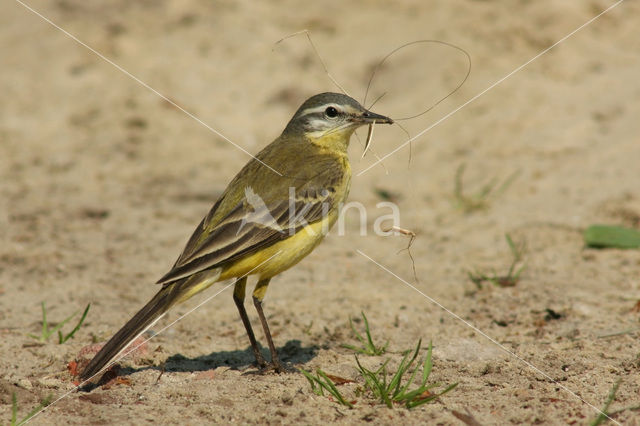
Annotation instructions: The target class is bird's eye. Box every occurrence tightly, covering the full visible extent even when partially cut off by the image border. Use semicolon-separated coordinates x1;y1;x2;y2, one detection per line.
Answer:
325;106;339;118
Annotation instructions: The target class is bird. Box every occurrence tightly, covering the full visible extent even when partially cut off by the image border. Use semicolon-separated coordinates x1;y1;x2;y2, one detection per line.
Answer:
80;92;393;380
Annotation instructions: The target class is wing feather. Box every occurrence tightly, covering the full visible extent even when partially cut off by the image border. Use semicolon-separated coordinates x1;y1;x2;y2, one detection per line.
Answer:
156;153;344;285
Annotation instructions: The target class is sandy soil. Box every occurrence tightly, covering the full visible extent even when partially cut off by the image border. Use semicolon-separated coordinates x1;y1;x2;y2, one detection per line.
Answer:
1;0;639;424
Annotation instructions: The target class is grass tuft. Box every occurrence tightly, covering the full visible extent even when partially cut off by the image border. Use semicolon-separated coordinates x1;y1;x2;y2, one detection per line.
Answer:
468;233;526;288
304;313;457;409
356;340;457;409
452;163;519;213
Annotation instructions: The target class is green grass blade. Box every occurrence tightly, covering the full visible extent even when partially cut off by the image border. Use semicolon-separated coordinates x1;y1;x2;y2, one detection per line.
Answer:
353;335;456;410
300;369;323;396
361;312;377;353
584;225;640;249
389;339;421;397
494;170;520;197
396;361;421;398
356;355;394;408
316;370;353;408
375;358;390;375
17;395;52;426
10;393;52;426
397;343;424;399
340;343;368;355
11;392;18;426
343;312;386;355
301;368;353;407
355;356;376;390
376;362;392;408
423;341;433;384
350;316;366;346
356;356;385;402
40;302;48;341
514;264;526;280
48;309;79;339
505;233;517;257
59;303;91;343
406;383;458;409
589;379;621;426
398;383;441;402
477;177;498;199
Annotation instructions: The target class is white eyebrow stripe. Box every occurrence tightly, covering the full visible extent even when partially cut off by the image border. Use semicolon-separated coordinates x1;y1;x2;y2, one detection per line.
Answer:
299;104;335;117
298;103;362;118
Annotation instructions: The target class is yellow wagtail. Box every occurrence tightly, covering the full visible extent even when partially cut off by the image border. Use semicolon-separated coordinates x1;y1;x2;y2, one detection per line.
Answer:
80;92;392;379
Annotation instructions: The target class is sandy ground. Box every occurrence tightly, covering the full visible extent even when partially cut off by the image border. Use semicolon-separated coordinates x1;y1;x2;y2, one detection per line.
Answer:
1;0;640;424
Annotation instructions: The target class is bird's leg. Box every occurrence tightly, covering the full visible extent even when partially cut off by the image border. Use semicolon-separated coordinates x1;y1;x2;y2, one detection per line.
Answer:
252;278;285;373
233;277;267;368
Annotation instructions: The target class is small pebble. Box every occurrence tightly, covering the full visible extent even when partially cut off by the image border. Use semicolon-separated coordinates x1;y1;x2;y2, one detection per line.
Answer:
38;377;60;388
17;378;33;390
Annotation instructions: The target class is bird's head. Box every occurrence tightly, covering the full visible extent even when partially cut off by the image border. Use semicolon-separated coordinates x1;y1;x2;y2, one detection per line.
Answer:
282;92;393;150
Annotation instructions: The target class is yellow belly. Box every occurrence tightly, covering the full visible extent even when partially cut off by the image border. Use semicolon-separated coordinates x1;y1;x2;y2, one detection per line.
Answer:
219;211;337;281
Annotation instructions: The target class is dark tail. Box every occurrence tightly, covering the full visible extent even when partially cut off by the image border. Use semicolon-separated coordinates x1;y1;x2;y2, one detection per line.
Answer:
80;284;177;381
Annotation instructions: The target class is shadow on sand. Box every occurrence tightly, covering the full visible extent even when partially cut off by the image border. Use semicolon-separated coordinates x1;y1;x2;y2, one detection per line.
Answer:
80;340;317;391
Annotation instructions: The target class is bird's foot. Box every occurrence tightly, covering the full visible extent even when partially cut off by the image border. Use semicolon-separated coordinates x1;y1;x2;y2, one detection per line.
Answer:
257;360;292;374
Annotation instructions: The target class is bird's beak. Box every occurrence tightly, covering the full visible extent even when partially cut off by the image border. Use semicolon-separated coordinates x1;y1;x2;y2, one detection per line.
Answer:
359;110;393;125
357;110;393;158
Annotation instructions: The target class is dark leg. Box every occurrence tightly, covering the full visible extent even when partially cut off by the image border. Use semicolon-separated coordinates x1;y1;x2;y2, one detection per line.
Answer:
252;278;285;373
233;277;267;368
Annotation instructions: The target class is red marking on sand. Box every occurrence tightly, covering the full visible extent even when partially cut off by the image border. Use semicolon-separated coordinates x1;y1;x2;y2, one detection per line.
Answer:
324;373;354;385
67;360;79;377
70;336;150;383
416;389;435;400
102;375;132;390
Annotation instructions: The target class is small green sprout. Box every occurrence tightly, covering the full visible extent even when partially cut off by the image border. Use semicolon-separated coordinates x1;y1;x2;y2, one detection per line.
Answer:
589;379;640;426
453;163;519;213
468;233;526;288
11;392;52;426
300;369;353;408
341;312;388;356
28;302;91;344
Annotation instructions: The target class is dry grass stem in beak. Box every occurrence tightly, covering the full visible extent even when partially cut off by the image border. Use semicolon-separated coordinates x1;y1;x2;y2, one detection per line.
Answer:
362;121;375;159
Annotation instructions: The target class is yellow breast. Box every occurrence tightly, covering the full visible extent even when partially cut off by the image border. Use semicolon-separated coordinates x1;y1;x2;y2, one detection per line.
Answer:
219;210;338;280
